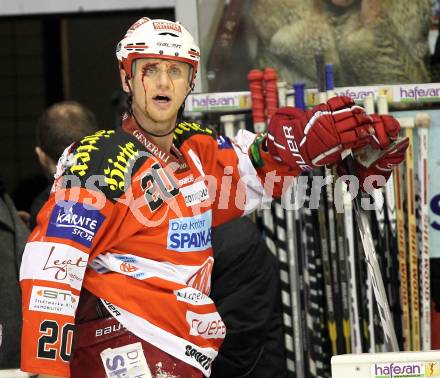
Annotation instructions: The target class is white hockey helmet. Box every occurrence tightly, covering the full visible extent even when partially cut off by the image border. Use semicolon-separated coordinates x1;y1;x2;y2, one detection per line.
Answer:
116;17;200;86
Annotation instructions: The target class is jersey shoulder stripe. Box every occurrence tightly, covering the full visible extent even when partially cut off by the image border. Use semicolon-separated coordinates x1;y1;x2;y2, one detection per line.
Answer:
173;121;216;148
65;128;148;200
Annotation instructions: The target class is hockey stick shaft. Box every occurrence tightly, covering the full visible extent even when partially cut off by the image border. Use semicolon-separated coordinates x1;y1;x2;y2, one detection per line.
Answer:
247;69;266;133
416;113;431;351
401;118;420;351
343;154;399;351
326;63;352;353
315;55;339;354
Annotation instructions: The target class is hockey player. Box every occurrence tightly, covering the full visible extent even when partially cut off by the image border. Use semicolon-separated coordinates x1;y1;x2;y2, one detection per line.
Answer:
20;17;407;377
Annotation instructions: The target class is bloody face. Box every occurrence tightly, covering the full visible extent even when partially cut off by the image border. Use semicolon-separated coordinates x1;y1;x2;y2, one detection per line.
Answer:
129;58;191;129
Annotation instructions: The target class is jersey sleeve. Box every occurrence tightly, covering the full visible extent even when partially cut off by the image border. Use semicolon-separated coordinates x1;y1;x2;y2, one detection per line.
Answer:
19;130;147;376
175;122;300;227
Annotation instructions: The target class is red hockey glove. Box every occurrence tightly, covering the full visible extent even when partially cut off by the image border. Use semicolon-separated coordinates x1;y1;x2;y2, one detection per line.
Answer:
337;113;408;190
338;137;409;190
369;114;400;149
266;96;374;171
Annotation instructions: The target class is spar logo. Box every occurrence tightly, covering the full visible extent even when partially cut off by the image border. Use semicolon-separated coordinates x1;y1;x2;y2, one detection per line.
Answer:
46;202;105;248
167;210;212;252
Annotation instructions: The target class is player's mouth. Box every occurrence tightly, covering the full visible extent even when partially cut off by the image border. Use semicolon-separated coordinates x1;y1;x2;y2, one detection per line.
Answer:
153;95;171;102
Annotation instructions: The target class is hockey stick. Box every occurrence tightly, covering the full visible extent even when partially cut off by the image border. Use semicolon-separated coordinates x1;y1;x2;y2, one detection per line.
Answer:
263;67;278;121
416;113;431;351
291;80;321;376
327;63;351;354
343;152;399;351
398;117;420;351
363;96;378;353
317;56;398;351
266;67;306;378
376;95;404;351
247;69;266;133
394;157;410;351
343;182;363;353
314;55;339;356
336;92;400;352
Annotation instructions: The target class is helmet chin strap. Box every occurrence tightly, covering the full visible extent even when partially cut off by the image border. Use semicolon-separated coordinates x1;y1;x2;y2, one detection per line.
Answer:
125;77;192;138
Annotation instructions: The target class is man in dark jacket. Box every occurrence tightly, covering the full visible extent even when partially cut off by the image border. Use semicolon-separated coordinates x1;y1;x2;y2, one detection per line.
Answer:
210;217;288;378
0;177;29;368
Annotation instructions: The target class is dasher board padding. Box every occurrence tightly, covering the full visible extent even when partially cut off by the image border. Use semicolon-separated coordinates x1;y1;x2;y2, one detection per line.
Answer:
0;370;31;378
331;351;440;377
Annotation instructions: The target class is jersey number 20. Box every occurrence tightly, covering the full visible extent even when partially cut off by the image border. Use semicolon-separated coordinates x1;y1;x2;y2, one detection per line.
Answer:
37;320;74;362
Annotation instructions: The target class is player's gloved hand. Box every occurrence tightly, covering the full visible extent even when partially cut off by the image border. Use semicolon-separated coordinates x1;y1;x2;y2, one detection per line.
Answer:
340;138;409;190
337;114;409;190
369;114;400;149
265;96;374;171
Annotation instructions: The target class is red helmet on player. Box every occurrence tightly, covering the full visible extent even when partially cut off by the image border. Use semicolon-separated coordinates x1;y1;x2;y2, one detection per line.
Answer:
116;17;200;87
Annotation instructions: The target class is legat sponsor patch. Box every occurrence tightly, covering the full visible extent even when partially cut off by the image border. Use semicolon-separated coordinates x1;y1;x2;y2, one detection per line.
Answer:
186;311;226;339
180;180;209;207
167;210;212;252
46;202;105;248
100;342;152;378
29;286;78;316
20;242;88;290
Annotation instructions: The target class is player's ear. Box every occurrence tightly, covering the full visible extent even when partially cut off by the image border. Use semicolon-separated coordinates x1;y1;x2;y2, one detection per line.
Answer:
120;69;130;93
35;147;51;169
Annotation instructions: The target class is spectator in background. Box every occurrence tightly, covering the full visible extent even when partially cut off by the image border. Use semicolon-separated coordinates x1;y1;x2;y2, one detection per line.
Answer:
0;176;29;369
30;101;98;229
210;216;287;378
1;102;96;370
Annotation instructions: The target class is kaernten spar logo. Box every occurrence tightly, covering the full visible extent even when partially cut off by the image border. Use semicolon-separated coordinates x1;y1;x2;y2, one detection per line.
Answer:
46;202;105;248
167;210;212;252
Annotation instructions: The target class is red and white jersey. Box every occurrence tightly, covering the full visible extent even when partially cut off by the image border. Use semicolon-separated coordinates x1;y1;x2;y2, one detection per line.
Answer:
20;116;299;377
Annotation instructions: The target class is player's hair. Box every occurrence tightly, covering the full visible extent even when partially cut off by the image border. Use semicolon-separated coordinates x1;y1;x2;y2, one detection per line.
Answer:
36;101;98;161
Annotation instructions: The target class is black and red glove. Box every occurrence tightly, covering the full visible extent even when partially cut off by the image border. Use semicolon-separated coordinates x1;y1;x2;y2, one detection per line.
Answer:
266;96;374;171
338;114;409;189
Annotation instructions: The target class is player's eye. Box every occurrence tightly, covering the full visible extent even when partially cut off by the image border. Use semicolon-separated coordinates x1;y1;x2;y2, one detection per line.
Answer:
143;65;158;76
168;66;182;79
